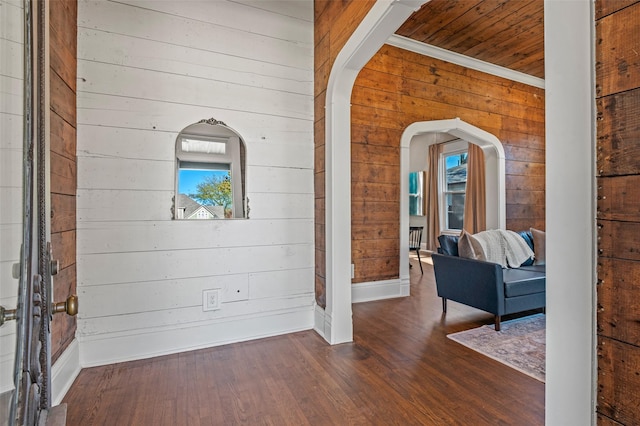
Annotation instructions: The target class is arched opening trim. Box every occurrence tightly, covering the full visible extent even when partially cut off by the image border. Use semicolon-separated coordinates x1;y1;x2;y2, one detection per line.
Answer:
315;0;425;344
398;118;506;285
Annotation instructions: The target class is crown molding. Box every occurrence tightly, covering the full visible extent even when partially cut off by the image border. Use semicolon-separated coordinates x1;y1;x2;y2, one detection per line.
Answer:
386;34;545;89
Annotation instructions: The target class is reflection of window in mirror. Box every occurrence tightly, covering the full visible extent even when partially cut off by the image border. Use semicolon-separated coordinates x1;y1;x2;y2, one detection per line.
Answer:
409;171;424;216
174;119;247;219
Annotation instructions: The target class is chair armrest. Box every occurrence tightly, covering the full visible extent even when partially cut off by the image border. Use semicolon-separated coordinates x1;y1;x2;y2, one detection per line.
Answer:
431;253;505;315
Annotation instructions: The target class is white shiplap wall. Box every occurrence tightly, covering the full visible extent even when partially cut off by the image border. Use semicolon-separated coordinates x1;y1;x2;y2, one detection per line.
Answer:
76;0;315;366
0;0;24;394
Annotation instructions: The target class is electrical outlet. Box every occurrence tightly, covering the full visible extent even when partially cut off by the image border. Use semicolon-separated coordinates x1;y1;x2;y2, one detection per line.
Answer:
351;263;355;279
203;289;221;311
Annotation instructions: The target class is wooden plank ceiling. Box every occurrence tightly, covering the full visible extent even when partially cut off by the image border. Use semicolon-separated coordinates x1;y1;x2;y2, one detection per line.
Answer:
396;0;545;79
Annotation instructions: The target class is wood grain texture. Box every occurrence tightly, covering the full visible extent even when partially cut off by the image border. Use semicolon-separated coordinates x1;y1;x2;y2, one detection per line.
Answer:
63;261;545;425
596;3;640;424
596;0;640;19
598;336;640;425
51;193;76;233
596;2;640;97
598;413;626;426
597;87;640;176
597;257;640;346
397;0;544;79
598;176;640;222
49;0;77;92
598;220;640;262
49;0;78;364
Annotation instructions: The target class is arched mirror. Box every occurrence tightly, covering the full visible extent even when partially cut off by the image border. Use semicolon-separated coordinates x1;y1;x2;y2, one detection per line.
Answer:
173;118;247;219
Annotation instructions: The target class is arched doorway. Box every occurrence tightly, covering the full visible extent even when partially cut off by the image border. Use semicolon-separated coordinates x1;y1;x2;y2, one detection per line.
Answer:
319;0;595;423
398;118;506;285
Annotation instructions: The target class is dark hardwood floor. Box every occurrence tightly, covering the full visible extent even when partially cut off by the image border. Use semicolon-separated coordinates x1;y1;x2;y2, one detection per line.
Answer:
63;256;544;425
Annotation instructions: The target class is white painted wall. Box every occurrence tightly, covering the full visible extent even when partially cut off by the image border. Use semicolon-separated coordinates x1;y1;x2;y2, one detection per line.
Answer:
0;0;24;395
76;0;315;366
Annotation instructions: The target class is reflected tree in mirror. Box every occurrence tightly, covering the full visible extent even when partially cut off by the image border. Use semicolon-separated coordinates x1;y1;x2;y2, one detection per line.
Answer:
174;118;247;219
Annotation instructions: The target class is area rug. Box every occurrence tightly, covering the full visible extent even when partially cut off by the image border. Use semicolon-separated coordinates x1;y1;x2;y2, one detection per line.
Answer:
447;314;546;382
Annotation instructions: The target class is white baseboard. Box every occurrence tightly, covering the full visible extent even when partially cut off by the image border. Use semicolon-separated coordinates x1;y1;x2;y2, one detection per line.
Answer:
351;278;410;303
52;339;81;405
79;307;314;368
313;303;328;341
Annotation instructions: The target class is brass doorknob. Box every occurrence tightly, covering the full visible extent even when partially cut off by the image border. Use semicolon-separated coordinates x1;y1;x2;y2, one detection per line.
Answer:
0;306;17;327
52;295;78;316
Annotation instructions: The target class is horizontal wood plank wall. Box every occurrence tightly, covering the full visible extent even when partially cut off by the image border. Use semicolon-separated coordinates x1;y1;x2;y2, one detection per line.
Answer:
351;45;545;283
0;0;24;394
50;0;78;365
76;0;315;365
596;1;640;424
314;0;376;306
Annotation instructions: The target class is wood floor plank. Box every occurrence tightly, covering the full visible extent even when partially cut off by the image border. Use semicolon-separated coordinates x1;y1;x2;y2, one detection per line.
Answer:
63;257;544;425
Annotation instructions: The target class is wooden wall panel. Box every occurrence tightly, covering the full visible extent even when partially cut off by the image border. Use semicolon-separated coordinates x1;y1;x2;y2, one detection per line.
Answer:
350;45;545;282
598;175;640;222
598;336;640;425
598;414;625;426
596;1;640;424
314;0;376;306
596;3;640;97
596;0;638;19
596;87;640;176
314;2;545;288
598;220;640;262
49;0;77;364
598;256;640;346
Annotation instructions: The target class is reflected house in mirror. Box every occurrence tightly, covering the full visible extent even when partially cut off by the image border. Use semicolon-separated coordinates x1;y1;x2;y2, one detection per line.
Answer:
173;118;247;219
175;194;225;219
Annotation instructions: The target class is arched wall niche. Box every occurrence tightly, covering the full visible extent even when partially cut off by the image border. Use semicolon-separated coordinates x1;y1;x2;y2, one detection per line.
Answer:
398;118;506;283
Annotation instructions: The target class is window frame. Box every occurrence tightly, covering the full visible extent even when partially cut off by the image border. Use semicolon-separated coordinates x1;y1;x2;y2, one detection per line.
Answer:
408;171;424;216
439;143;468;232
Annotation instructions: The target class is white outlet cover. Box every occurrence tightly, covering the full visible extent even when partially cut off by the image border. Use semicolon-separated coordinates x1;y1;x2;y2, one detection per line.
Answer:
202;289;221;311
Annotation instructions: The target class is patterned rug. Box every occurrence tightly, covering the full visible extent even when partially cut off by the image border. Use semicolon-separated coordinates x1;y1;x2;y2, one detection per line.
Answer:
447;314;546;382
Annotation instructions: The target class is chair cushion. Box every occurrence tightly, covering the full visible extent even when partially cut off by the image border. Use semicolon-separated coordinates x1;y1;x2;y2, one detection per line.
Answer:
438;235;459;256
503;268;546;297
518;264;546;274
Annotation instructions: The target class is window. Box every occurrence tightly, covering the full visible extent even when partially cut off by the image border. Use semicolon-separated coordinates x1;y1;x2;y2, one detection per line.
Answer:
441;149;468;231
174;119;247;219
409;171;424;216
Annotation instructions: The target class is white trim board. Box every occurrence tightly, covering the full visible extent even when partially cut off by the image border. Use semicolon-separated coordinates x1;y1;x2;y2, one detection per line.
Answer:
386;34;545;89
351;278;410;304
320;0;425;346
313;303;330;342
51;339;81;406
79;307;314;368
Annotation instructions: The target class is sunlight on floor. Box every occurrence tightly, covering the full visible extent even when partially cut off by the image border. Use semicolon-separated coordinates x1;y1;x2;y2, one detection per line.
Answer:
410;252;433;265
